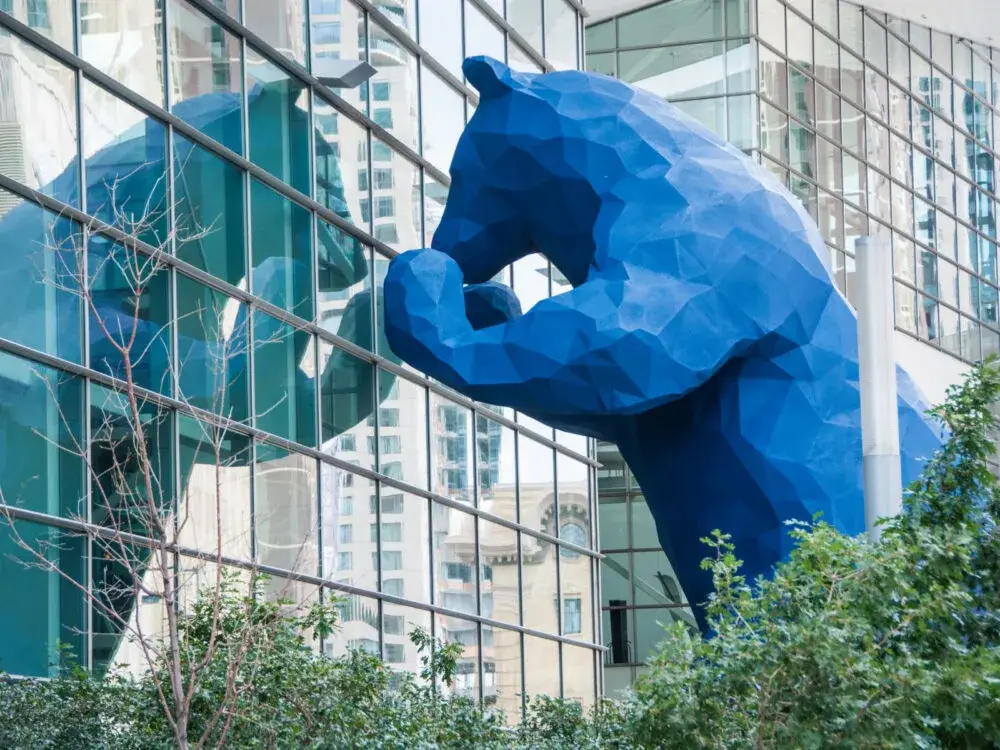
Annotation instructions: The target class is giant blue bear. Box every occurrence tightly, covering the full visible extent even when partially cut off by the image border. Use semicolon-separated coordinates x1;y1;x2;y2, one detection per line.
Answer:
384;56;944;627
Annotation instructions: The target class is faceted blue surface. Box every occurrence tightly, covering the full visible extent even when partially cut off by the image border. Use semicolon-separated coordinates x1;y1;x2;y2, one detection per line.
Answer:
384;56;945;626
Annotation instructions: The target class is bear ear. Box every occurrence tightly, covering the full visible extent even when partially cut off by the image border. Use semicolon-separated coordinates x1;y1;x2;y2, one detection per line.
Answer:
463;56;516;99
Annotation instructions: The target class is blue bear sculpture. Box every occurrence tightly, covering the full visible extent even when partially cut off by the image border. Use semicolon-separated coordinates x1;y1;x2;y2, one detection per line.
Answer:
384;56;944;627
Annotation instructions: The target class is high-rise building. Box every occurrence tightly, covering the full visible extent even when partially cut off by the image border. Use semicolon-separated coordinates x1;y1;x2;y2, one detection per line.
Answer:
0;0;599;718
586;0;990;691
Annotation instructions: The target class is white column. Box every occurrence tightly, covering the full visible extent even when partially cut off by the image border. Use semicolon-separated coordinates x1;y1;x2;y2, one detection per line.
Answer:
855;236;902;540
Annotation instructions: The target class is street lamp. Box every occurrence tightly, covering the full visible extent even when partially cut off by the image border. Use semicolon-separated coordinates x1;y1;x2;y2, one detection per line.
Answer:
314;59;378;90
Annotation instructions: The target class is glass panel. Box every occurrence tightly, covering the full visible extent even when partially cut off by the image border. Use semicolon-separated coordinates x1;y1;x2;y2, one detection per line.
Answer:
178;415;252;558
173;134;246;287
324;591;380;656
244;0;307;65
477;413;517;523
727;0;751;35
83;81;169;246
523;636;559;700
433;500;477;613
383;605;430;674
249;179;313;319
317;223;371;350
175;272;249;421
491;629;523;723
368;18;419;150
421;67;465;175
786;9;812;70
383;369;427;489
479;517;519;625
759;44;787;109
618;43;726;99
586;51;615;77
756;0;785;55
0;521;86;676
518;436;554;534
0;195;82;362
312;1;366;112
167;0;243;154
585;20;614;53
508;0;542;56
557;452;590;548
255;444;318;575
559;548;592;640
598;495;628;551
246;47;311;195
633;549;681;607
0;37;78;206
80;0;162;104
562;644;596;707
252;311;315;447
543;0;577;71
895;280;918;334
465;1;504;62
417;0;462;78
314;94;370;232
431;394;473;505
88;235;172;395
619;0;723;49
0;352;84;518
435;613;480;700
317;342;374;471
760;99;789;164
89;383;173;671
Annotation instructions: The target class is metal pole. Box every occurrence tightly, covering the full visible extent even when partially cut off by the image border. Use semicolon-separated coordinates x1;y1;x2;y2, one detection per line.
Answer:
855;236;902;540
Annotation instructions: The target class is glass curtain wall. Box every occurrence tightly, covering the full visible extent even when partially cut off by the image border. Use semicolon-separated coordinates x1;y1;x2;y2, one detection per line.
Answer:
0;0;599;719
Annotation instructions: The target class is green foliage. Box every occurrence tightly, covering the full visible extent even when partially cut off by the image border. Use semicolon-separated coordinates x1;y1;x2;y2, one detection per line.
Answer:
3;361;1000;748
628;358;1000;749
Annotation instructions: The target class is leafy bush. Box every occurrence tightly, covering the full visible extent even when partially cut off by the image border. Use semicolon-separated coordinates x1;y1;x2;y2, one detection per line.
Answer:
627;359;1000;748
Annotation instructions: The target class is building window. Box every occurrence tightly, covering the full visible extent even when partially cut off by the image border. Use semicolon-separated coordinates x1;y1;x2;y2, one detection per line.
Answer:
383;578;404;597
373;141;393;161
338;434;356;451
445;562;473;583
373;168;394;190
373;81;391;101
316;113;339;135
380;435;401;454
367;436;377;454
560;522;588;559
374;224;399;244
349;638;379;655
357;168;369;191
341;498;354;516
563;598;582;634
337;552;352;570
384;614;405;635
338;524;353;544
373;550;403;571
370;492;405;514
382;462;403;480
375;196;395;218
27;0;49;29
379;407;399;427
384;643;406;663
313;22;341;45
359;198;371;222
373;107;393;129
381;522;403;543
313;0;342;13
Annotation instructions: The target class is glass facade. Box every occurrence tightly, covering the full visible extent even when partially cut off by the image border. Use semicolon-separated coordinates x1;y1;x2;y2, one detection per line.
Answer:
588;0;1000;682
0;0;599;717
